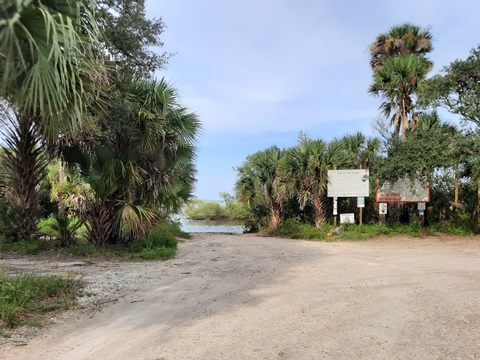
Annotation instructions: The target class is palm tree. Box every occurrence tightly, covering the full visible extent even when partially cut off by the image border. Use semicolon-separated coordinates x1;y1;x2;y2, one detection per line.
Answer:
369;24;433;141
63;78;200;245
278;138;349;227
339;132;380;170
0;0;105;240
370;23;433;70
235;146;284;230
369;54;429;140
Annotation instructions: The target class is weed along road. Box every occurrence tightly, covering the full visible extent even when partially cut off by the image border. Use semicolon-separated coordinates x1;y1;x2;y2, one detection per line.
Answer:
2;233;480;359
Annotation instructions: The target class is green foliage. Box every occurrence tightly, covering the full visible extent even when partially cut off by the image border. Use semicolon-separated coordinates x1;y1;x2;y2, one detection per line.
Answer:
279;219;326;240
97;0;169;79
38;214;85;247
137;247;176;260
0;270;80;328
67;242;98;257
0;201;14;242
184;200;225;219
234;146;284;229
277;219;440;240
184;194;251;220
220;192;252;219
419;45;480;126
1;239;47;255
154;221;191;239
128;223;179;260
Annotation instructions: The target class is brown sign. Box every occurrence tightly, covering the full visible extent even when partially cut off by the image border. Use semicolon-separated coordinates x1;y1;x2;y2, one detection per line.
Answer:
376;178;429;203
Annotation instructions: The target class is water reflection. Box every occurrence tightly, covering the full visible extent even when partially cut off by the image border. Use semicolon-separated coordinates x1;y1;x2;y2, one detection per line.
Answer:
179;218;245;234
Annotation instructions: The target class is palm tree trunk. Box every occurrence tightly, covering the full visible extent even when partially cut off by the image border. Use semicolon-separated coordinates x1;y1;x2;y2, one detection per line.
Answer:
269;202;283;230
313;197;326;228
85;198;116;246
2;114;47;240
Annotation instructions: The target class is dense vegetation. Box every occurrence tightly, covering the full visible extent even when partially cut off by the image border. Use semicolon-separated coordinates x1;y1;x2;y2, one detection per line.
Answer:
0;0;198;253
234;23;480;235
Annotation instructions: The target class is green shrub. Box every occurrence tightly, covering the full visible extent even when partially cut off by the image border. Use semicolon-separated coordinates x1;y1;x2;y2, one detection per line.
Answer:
38;214;86;246
155;221;191;239
279;219;325;240
184;200;225;219
129;223;179;259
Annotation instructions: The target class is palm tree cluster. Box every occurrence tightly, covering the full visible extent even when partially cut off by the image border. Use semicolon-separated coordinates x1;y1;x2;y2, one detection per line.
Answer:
235;133;379;230
0;1;200;245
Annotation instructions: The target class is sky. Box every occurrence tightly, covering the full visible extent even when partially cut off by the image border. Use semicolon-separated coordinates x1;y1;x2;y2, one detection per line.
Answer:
145;0;480;201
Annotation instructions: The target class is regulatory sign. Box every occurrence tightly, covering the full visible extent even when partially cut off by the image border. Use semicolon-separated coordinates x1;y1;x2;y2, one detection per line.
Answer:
376;178;429;203
327;169;369;197
379;203;387;215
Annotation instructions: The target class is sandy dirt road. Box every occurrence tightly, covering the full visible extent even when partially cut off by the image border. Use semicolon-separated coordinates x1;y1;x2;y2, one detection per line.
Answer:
1;233;480;359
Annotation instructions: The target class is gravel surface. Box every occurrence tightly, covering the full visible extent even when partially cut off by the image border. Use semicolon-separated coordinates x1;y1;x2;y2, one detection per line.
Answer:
1;233;480;359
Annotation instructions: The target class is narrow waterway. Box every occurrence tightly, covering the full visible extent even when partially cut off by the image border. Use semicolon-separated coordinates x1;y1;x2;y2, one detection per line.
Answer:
179;217;245;234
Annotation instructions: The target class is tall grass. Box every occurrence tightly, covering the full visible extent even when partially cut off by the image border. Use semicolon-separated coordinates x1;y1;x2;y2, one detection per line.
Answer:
0;270;80;329
278;218;475;240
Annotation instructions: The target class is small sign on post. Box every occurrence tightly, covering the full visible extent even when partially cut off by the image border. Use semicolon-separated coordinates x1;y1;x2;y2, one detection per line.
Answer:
357;197;365;208
379;202;387;225
379;203;387;215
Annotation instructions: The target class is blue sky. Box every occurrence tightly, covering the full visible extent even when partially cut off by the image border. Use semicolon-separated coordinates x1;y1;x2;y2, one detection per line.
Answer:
146;1;480;201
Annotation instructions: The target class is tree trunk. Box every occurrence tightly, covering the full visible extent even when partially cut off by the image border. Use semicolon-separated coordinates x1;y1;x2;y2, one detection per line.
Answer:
477;178;480;229
85;198;116;246
268;200;283;230
454;166;459;217
2;114;47;241
313;197;326;228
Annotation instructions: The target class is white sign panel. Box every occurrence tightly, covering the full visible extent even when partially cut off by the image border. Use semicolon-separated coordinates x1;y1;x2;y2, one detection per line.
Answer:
340;213;355;224
327;169;369;197
376;178;430;203
379;203;387;215
357;197;365;208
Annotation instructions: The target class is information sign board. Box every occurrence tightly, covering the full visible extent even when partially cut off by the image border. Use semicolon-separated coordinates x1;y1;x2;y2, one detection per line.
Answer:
376;178;429;203
327;170;369;197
